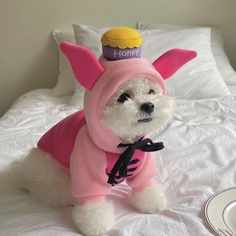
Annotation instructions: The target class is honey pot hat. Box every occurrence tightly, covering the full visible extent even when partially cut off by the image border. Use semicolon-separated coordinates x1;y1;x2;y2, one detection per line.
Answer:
101;27;142;61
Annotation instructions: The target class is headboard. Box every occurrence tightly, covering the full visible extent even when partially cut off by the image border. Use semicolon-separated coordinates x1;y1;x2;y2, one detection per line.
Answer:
0;0;235;116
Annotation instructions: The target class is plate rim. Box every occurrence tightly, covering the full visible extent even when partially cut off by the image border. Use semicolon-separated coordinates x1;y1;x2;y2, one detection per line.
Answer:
204;186;236;236
222;200;236;235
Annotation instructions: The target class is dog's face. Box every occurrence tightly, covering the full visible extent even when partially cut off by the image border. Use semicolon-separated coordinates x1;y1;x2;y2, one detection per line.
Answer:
102;77;175;142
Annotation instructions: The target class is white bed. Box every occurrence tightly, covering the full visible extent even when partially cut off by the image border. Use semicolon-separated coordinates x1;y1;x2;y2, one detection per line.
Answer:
1;22;236;236
0;86;236;236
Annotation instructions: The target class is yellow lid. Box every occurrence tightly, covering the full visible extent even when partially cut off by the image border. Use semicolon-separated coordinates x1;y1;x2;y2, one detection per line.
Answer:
101;27;142;49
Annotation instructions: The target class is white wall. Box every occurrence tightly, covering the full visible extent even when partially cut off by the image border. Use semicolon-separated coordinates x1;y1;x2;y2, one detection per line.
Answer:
0;0;236;116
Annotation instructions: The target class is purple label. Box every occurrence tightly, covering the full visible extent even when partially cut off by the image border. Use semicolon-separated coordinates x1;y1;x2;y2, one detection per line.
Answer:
102;46;141;61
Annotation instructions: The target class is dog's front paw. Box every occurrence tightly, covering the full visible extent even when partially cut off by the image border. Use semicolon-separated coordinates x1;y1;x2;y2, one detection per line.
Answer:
129;185;166;213
72;201;114;236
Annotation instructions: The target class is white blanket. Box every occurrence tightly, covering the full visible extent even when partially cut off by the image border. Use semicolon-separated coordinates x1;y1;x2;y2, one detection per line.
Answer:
0;89;236;236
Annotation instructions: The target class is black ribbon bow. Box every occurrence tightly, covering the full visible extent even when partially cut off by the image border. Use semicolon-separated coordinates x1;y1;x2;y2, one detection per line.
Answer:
107;137;164;185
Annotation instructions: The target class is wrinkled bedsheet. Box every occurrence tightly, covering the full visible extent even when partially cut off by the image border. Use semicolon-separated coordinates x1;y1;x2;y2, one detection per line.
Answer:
0;89;236;236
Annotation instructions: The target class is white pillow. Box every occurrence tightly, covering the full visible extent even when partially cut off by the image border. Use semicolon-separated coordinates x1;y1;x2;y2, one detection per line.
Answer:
73;24;109;57
137;21;236;87
73;24;230;98
52;30;76;96
143;28;231;98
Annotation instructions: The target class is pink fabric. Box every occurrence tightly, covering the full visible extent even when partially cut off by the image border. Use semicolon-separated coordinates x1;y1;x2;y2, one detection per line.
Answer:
69;125;110;202
152;49;197;80
37;43;197;203
37;111;85;169
60;42;105;90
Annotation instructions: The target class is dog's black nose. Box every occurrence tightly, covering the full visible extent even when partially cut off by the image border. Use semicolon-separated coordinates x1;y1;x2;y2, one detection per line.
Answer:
140;102;154;114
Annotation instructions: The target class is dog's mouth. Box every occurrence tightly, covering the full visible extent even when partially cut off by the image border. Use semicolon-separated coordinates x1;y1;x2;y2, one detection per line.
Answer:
138;117;153;123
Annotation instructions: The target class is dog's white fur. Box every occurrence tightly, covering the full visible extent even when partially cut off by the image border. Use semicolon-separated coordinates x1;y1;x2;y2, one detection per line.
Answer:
6;148;73;207
72;201;115;236
4;77;174;236
129;184;166;213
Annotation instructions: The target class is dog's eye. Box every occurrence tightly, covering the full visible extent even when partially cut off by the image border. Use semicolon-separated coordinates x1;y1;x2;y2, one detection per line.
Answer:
117;93;131;103
148;89;155;94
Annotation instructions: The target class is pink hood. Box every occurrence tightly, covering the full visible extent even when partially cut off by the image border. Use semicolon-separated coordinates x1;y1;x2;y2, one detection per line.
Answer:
84;57;166;153
60;42;197;153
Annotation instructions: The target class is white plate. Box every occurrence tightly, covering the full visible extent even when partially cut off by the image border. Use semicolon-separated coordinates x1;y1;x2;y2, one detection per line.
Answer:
205;187;236;236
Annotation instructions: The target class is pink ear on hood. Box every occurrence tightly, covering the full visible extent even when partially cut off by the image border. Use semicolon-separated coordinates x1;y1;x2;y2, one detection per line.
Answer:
60;41;105;90
152;49;197;80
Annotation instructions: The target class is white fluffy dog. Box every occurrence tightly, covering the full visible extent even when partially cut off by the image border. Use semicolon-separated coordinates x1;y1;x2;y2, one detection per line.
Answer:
3;41;196;236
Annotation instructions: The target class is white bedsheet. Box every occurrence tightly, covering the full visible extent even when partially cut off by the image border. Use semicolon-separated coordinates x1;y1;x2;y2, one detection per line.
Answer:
0;88;236;236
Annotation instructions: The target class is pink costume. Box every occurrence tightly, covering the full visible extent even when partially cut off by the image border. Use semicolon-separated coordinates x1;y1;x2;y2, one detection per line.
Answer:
37;42;197;203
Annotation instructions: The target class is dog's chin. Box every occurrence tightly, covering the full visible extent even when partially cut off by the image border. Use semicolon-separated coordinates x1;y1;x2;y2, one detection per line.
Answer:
132;114;171;137
126;117;158;138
